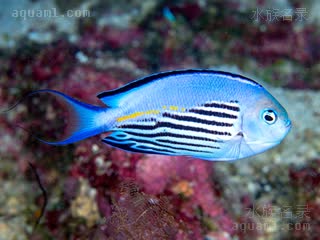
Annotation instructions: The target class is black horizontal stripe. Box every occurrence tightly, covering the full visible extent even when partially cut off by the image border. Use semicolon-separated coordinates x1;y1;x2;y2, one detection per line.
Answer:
119;121;231;136
136;145;176;153
189;109;237;119
122;131;222;143
118;124;152;130
202;102;240;112
107;136;125;141
97;69;261;99
115;133;127;138
137;117;157;122
162;112;233;127
158;139;219;149
102;138;175;154
127;138;214;153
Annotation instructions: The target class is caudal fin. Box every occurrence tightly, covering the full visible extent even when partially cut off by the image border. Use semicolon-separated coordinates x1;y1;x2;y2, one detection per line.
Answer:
4;89;107;145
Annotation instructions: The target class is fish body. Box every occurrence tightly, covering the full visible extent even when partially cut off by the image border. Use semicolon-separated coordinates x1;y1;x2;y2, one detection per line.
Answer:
30;70;291;161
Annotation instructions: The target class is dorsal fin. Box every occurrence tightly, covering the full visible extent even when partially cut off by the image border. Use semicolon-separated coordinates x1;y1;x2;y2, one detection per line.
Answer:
97;90;128;108
96;69;261;107
96;71;166;107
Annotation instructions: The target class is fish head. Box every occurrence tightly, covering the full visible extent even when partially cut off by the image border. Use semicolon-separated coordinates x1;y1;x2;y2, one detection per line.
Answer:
240;91;291;157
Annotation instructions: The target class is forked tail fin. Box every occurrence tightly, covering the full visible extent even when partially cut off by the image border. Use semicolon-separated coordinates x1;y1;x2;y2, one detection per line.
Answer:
3;89;108;145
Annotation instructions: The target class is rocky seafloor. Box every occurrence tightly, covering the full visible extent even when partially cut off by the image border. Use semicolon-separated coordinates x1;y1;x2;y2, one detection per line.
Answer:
0;0;319;240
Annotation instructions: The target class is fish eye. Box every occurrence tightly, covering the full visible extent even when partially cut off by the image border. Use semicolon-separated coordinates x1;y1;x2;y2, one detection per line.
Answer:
261;109;277;125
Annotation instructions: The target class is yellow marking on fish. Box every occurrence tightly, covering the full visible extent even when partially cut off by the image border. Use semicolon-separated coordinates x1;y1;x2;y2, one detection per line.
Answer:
169;106;179;111
116;110;160;122
163;105;186;112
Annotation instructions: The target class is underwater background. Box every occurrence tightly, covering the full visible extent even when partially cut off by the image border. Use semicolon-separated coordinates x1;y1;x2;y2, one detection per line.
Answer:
0;0;319;239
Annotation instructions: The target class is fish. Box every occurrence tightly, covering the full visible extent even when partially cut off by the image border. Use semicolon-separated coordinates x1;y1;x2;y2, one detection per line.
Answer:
20;69;292;161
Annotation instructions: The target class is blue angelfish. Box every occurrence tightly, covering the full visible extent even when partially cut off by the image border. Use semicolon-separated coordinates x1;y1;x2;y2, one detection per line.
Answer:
26;70;291;161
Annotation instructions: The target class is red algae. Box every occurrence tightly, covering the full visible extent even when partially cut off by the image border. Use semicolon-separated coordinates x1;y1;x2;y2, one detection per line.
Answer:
61;140;236;238
289;161;320;191
78;26;144;50
136;155;235;235
288;160;320;239
170;3;203;22
50;66;121;104
102;181;181;239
